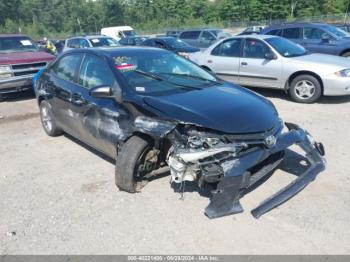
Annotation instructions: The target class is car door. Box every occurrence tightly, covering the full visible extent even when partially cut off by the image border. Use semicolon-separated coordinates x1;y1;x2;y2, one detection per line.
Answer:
199;31;216;48
302;27;339;55
74;54;125;157
239;38;282;88
204;38;243;83
48;53;84;135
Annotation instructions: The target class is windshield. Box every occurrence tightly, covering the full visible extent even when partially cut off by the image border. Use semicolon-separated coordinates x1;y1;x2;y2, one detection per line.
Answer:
165;38;189;48
114;52;219;95
0;36;38;53
266;37;307;57
323;25;349;38
123;30;136;37
90;37;120;47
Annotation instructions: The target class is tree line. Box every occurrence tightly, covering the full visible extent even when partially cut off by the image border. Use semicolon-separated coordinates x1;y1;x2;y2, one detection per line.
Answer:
0;0;349;38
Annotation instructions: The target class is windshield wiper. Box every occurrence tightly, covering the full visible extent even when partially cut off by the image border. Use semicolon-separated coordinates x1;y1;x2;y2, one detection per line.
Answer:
160;73;221;85
134;70;163;81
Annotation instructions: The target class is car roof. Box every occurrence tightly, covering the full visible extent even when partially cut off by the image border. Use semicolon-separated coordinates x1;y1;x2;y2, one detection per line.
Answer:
146;37;175;41
265;22;331;30
67;35;110;40
64;46;171;58
0;34;30;38
181;28;222;32
230;34;275;40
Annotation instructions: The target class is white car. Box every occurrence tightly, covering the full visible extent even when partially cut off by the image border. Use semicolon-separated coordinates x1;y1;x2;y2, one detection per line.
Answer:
190;35;350;103
101;26;136;41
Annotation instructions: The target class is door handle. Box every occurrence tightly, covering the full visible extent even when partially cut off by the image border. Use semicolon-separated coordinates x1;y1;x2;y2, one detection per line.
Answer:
71;93;86;105
241;62;248;66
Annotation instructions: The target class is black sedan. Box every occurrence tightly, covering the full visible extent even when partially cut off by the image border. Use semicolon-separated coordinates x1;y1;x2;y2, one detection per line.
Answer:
142;37;199;58
35;47;326;219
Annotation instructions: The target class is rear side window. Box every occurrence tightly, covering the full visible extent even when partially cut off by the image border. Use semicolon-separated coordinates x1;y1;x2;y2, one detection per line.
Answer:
266;29;282;36
282;28;301;39
211;39;242;57
201;31;216;41
67;39;80;48
52;54;82;82
180;31;200;39
78;55;114;89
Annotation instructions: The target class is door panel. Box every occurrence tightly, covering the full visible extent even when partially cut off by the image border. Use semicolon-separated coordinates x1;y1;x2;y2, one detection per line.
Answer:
239;39;282;88
49;53;83;135
206;38;242;83
73;54;126;158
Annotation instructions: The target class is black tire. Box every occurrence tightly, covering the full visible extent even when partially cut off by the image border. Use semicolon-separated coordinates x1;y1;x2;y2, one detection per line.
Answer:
341;51;350;58
39;100;63;137
115;136;153;193
289;74;322;103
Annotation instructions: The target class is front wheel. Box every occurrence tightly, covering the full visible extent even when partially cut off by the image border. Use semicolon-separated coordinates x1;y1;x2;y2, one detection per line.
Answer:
115;136;156;193
289;75;322;103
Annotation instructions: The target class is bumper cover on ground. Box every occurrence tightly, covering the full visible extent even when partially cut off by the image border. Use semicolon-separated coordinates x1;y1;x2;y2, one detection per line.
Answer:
205;123;326;219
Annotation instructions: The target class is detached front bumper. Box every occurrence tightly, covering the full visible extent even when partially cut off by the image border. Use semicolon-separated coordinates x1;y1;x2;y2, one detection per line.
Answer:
205;123;326;219
0;75;34;94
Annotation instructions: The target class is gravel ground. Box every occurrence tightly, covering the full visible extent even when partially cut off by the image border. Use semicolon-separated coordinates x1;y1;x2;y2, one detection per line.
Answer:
0;89;349;255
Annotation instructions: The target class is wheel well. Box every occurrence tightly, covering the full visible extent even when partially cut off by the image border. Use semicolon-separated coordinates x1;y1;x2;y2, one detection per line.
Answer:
37;96;45;105
287;71;324;94
340;49;350;56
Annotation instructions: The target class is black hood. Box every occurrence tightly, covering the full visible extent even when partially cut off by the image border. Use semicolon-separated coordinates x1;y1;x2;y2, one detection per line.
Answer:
143;84;279;134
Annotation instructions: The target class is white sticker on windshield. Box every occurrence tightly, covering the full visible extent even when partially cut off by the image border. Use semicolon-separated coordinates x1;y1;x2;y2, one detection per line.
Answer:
91;39;100;43
136;86;146;92
20;40;32;46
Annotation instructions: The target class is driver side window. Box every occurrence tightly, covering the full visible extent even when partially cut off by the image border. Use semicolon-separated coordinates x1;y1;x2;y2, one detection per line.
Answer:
304;27;331;40
78;55;114;89
243;39;271;59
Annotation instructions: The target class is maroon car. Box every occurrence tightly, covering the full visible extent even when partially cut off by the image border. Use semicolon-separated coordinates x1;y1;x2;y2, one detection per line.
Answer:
0;34;55;98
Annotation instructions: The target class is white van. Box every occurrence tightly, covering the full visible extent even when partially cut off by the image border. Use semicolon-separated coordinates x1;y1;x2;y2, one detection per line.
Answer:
101;26;137;41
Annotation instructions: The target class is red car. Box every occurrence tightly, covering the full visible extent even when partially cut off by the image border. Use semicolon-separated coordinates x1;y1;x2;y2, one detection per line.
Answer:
0;34;55;99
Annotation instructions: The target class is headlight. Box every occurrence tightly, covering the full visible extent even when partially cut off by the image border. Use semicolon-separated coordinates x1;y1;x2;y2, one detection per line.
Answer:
335;69;350;77
0;65;12;78
134;116;177;136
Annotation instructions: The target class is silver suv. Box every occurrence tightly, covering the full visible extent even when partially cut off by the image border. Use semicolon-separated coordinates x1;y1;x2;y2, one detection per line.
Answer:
63;35;120;52
178;29;230;49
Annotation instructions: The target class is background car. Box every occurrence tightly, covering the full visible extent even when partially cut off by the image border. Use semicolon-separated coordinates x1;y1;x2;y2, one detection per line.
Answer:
261;22;350;57
119;36;148;46
142;37;200;58
63;35;120;52
166;30;183;38
238;26;265;35
0;34;54;98
178;28;230;49
190;35;350;103
101;26;137;41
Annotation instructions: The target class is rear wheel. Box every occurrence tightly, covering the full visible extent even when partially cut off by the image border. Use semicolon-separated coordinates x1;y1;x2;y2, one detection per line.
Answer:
115;136;157;193
39;100;63;136
289;75;322;103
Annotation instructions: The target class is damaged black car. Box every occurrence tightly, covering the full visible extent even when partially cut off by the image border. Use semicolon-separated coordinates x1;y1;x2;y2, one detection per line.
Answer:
35;47;326;219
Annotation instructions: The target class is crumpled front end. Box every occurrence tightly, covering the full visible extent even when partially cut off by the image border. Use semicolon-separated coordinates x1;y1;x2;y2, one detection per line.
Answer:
166;120;326;219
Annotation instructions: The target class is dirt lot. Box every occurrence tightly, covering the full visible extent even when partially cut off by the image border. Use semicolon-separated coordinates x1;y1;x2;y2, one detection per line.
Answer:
0;89;350;255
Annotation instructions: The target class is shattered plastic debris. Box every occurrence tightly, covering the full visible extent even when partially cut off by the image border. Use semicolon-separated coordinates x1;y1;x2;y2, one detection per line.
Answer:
6;231;16;237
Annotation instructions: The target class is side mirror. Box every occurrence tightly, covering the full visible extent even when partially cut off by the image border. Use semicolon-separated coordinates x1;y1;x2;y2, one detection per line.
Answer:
264;52;277;60
89;85;113;98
